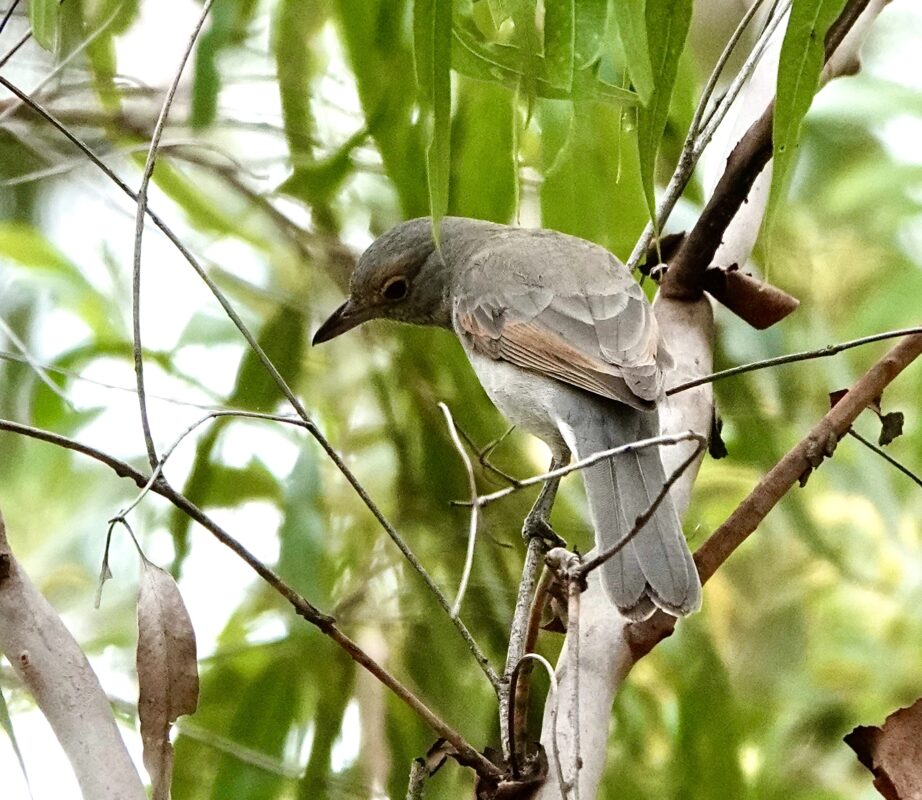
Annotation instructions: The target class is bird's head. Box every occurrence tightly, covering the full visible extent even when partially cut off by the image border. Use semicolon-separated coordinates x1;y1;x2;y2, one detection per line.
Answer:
312;217;456;345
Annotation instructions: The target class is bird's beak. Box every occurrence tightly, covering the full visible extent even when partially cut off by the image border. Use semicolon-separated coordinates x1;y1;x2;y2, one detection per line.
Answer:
312;298;373;345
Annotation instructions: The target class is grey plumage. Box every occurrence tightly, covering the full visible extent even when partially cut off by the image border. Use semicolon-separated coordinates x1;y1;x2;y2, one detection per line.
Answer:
313;216;702;620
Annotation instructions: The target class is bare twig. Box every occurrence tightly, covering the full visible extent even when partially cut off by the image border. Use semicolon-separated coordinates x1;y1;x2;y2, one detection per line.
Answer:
479;432;705;507
668;326;922;395
0;417;502;779
438;403;481;618
132;0;214;469
0;30;28;69
511;567;553;761
0;78;500;690
502;535;548;758
847;429;922;489
0;4;122;125
0;315;73;409
0;0;22;37
508;653;566;796
112;410;306;522
577;436;707;578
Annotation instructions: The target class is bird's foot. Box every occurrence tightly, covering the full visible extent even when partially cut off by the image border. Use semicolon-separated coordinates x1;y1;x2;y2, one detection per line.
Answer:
521;515;566;548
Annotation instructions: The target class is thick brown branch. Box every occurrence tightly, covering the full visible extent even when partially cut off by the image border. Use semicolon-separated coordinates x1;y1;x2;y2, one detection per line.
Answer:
662;0;873;300
628;331;922;655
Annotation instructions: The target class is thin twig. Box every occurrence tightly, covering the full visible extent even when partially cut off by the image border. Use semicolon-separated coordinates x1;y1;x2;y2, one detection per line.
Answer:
511;567;553;762
438;403;480;618
0;29;28;69
508;653;566;796
132;0;214;469
0;0;22;38
577;438;706;578
0;315;74;409
112;410;305;522
0;417;502;779
479;432;705;507
667;326;922;395
847;429;922;488
501;535;547;759
0;4;122;125
457;423;521;488
0;77;500;690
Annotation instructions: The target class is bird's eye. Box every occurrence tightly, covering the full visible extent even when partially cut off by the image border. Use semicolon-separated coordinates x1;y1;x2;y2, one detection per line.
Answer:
382;276;409;301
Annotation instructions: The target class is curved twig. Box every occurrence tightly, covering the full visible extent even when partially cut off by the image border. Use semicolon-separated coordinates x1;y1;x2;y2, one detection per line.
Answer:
132;0;214;469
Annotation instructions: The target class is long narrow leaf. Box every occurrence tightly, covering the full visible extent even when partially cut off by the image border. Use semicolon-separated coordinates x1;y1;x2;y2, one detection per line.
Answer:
611;0;654;104
766;0;848;234
414;0;453;242
636;0;692;225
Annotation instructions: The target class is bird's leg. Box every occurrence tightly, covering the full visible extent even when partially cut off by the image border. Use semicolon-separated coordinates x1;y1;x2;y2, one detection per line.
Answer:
521;451;569;548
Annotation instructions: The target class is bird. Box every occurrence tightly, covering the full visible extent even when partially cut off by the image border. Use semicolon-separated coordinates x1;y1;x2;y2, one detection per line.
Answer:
312;216;701;620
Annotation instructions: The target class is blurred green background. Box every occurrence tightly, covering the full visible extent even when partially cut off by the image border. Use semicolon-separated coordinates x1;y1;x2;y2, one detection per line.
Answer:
0;0;920;797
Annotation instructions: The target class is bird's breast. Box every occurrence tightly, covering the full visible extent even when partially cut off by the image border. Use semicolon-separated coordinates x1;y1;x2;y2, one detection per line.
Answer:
463;347;569;456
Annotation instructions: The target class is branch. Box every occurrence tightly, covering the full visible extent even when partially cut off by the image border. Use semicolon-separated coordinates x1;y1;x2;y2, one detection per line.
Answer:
131;0;214;469
629;331;922;655
668;326;922;395
662;0;874;299
0;511;147;799
0;419;501;780
846;429;922;489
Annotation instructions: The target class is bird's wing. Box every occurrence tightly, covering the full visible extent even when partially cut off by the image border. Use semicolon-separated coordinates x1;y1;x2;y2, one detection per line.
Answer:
454;246;666;410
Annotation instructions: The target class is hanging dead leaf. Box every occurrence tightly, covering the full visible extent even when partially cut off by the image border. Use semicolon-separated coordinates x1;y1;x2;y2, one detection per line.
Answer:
845;697;922;800
137;559;199;800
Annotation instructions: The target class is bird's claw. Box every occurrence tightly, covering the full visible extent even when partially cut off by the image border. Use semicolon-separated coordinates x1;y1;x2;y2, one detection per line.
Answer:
522;516;566;548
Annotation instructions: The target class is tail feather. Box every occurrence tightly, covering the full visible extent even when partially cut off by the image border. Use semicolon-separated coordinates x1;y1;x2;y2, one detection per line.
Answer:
558;405;701;620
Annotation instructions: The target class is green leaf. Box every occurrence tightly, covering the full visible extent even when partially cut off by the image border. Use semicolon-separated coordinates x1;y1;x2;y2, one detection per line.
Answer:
541;100;647;258
0;222;79;273
335;0;429;216
273;0;326;163
544;0;575;90
0;222;115;336
278;127;367;205
636;0;692;224
451;25;638;106
0;687;31;795
29;0;60;51
766;0;848;234
449;78;516;223
611;0;654;104
202;460;283;508
191;0;260;129
573;0;608;68
414;0;453;241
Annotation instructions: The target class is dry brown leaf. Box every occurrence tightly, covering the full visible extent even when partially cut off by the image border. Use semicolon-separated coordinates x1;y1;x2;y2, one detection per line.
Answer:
845;697;922;800
137;559;199;800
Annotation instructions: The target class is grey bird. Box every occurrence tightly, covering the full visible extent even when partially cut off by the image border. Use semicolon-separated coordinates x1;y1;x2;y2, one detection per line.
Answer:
313;217;701;619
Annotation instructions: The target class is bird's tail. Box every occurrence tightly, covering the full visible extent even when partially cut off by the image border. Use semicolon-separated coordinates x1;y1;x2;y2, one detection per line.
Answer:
558;406;701;620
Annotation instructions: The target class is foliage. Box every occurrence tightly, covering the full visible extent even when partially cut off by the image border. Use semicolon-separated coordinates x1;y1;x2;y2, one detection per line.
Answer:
0;0;921;797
